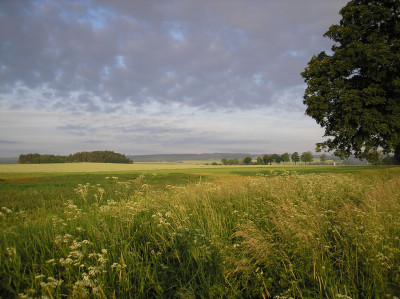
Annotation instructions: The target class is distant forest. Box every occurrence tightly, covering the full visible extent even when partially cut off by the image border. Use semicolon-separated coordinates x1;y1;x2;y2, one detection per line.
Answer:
18;151;133;164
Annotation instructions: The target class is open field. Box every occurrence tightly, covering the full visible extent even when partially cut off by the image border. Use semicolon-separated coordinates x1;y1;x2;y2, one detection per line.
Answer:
0;164;399;298
0;162;219;173
0;161;380;175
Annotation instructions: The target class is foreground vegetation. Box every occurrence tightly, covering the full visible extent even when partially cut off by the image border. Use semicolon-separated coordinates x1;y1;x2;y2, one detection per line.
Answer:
0;165;399;298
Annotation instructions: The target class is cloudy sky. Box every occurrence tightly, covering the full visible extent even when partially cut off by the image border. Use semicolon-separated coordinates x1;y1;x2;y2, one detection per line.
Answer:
0;0;347;157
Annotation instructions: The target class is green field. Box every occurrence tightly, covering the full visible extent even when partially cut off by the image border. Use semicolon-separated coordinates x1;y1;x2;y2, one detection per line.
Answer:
1;163;399;298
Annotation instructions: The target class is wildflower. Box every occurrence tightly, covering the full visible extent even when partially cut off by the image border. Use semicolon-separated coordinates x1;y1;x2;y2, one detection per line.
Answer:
111;263;126;271
92;286;105;298
98;256;108;264
72;280;89;297
69;250;84;260
6;247;16;256
40;277;63;289
69;240;82;250
336;295;352;299
59;257;73;265
1;207;12;214
88;266;104;276
81;273;92;286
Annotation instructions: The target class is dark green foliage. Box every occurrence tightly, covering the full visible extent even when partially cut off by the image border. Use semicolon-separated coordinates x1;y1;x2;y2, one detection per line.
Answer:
67;151;132;163
291;152;300;164
271;154;282;164
301;151;314;165
228;158;239;165
19;151;132;164
394;146;400;163
263;154;273;165
18;153;66;164
243;157;253;165
301;0;400;161
281;153;290;163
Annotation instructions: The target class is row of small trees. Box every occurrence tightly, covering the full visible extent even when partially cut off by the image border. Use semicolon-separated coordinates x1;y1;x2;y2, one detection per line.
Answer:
221;152;317;165
18;151;133;164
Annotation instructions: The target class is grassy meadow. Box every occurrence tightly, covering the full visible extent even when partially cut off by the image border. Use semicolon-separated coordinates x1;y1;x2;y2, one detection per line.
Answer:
0;163;399;298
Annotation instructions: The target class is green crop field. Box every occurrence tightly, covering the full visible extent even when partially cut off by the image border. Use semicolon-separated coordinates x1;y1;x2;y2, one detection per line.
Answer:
0;163;399;298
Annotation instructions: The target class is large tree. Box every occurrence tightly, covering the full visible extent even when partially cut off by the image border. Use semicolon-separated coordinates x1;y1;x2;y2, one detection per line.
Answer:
291;152;300;165
301;0;400;161
243;156;253;165
281;153;291;163
271;154;282;164
263;154;273;165
301;152;314;165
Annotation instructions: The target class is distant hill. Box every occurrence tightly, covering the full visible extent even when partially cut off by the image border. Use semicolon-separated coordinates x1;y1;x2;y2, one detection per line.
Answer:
0;157;18;164
127;153;253;162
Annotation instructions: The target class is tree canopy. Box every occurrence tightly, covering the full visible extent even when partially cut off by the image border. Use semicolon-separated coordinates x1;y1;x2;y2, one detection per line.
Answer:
19;151;132;164
281;153;290;163
301;0;400;161
243;157;253;165
301;152;314;165
291;152;300;165
263;154;273;165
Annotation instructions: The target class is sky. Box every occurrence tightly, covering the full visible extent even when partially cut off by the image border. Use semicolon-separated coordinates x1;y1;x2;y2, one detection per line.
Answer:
0;0;348;157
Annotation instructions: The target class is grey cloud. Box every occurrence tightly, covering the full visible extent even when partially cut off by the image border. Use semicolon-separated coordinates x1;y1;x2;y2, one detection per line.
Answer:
0;139;19;144
0;0;347;112
84;139;103;144
57;124;88;131
57;123;98;136
57;121;192;142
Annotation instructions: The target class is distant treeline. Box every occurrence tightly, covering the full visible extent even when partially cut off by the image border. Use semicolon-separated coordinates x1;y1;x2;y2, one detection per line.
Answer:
18;151;133;164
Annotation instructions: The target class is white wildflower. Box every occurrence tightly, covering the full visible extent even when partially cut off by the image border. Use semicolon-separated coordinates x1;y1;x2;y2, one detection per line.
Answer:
6;247;16;256
2;207;12;214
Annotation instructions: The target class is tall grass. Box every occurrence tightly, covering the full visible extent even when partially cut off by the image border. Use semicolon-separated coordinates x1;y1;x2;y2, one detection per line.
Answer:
0;169;399;298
